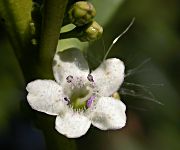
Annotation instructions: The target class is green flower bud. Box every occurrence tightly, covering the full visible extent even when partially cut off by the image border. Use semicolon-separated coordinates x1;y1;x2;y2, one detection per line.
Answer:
68;1;96;26
79;21;103;42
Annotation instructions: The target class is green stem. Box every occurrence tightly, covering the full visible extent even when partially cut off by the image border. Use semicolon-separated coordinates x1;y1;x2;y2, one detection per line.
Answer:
38;0;68;79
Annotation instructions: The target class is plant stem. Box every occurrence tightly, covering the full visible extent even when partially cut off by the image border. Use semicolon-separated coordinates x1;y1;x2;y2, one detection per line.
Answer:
38;0;68;79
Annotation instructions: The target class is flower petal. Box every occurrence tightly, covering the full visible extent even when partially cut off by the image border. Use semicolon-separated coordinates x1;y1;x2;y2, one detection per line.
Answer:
91;58;125;97
55;111;91;138
53;48;89;84
89;97;126;130
26;80;67;115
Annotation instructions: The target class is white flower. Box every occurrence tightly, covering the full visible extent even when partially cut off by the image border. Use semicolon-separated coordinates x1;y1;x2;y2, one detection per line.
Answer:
26;49;126;138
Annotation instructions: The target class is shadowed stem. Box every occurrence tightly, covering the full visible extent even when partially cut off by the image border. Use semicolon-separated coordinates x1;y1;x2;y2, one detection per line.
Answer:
38;0;68;79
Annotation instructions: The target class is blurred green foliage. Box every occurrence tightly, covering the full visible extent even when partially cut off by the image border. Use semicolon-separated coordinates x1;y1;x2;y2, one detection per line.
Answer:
0;0;180;149
0;29;24;130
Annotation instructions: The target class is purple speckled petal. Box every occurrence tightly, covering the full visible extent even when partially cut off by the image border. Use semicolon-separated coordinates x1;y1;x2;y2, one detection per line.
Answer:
90;97;126;130
91;58;125;97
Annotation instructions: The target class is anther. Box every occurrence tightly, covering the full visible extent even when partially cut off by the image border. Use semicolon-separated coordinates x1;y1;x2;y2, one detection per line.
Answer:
86;95;96;108
66;75;73;83
87;74;94;82
64;97;70;104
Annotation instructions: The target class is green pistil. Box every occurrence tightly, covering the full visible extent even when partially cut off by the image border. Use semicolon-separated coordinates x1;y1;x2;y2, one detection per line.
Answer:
70;87;90;109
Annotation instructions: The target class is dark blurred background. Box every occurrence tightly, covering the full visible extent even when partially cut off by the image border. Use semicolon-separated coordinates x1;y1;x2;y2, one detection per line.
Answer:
0;0;180;149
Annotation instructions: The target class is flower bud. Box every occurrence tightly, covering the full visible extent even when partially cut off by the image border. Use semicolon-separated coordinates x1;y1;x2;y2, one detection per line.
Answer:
68;1;96;26
79;21;103;42
112;92;120;100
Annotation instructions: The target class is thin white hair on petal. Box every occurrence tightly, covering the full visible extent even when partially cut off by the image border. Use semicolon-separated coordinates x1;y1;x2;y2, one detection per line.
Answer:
103;17;135;61
86;18;135;68
151;83;164;86
124;82;164;97
125;58;152;77
120;82;164;105
124;82;156;99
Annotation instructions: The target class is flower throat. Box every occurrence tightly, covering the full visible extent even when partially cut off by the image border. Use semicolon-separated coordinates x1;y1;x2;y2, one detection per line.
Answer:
64;74;98;109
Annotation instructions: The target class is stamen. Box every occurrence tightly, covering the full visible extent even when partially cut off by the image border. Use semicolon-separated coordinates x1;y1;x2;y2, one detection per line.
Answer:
65;75;100;110
87;74;94;82
66;75;73;83
86;95;96;108
64;97;70;104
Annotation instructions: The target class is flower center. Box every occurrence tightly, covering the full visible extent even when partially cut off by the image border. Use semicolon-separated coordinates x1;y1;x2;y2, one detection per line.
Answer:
64;74;98;109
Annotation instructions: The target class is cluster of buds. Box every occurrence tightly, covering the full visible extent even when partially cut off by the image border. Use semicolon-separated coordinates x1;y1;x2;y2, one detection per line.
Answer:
61;1;103;42
68;1;96;27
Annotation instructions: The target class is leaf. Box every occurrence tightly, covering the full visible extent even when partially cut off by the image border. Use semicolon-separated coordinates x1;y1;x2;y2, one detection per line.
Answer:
58;24;89;52
0;0;32;57
57;38;89;52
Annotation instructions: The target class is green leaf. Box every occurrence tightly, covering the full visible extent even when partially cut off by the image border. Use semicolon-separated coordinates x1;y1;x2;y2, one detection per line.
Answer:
0;0;32;58
58;24;89;52
57;38;89;52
